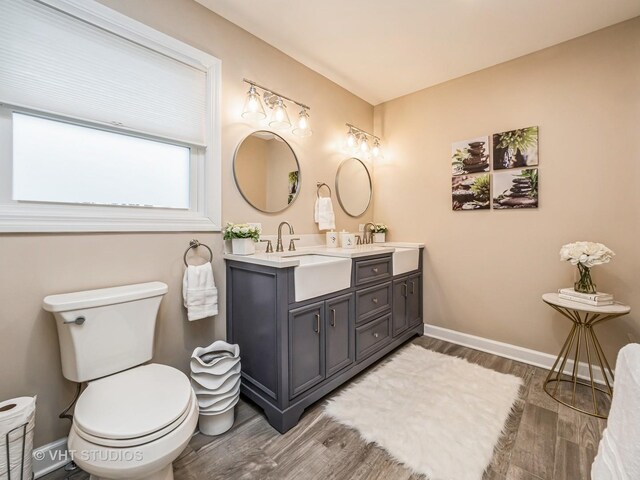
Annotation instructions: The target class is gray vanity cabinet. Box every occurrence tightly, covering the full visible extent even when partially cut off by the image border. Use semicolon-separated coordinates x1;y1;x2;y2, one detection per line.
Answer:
289;301;325;398
226;249;423;434
392;273;422;336
289;293;354;398
325;294;355;377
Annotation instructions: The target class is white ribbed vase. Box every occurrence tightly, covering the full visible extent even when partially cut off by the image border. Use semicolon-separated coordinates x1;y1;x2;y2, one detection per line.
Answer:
190;341;241;436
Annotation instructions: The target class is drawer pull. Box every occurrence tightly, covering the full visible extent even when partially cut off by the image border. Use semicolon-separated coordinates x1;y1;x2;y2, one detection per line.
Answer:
402;283;408;298
372;297;378;304
373;332;379;338
314;314;320;334
411;281;416;294
330;308;336;327
372;267;379;273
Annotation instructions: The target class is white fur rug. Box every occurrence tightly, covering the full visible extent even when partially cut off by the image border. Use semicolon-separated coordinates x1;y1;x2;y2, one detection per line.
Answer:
324;345;522;480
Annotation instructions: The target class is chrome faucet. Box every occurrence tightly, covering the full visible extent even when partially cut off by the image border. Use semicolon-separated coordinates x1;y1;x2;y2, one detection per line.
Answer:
363;222;375;244
276;221;295;252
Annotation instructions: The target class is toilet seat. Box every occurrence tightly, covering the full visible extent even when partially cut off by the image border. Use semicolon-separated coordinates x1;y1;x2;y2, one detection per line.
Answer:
73;364;193;448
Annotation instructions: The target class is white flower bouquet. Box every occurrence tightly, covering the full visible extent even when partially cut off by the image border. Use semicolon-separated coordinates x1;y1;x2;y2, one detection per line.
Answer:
371;223;388;233
559;241;614;293
222;222;261;242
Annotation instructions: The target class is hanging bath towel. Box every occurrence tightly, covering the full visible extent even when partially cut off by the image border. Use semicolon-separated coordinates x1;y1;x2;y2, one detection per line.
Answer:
182;263;218;321
314;196;336;231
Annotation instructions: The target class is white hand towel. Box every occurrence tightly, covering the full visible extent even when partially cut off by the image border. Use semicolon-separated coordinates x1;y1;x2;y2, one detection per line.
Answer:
182;263;218;321
315;197;335;231
592;343;640;480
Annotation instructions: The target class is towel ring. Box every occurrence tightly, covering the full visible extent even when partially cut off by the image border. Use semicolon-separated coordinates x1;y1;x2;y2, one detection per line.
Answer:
184;239;213;267
316;182;332;198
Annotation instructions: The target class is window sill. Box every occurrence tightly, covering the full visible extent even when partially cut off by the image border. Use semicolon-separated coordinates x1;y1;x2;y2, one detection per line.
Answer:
0;206;221;233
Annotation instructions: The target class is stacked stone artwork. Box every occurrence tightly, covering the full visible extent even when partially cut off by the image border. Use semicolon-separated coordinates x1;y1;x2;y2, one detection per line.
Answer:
451;174;490;210
493;168;538;209
461;141;489;173
451;129;540;211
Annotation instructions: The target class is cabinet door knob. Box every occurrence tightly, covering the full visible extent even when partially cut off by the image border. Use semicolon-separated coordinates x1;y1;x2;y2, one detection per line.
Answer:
373;332;379;338
411;281;416;295
314;314;320;333
402;283;408;298
372;297;378;304
372;267;379;273
330;308;336;327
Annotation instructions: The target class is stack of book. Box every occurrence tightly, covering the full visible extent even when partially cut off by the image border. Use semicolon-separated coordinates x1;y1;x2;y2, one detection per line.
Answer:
558;288;614;306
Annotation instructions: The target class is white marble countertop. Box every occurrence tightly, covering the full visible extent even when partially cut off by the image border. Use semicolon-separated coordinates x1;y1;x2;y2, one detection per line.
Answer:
223;242;424;268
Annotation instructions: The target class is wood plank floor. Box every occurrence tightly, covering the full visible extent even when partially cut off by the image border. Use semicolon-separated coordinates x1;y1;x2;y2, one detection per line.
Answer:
43;336;608;480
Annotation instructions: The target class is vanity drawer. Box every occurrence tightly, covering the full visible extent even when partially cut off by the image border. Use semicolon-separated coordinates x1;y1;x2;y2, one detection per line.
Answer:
356;282;391;325
356;314;392;361
354;257;392;286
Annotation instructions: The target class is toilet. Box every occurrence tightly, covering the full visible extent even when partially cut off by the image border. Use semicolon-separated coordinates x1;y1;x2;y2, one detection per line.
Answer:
43;282;198;480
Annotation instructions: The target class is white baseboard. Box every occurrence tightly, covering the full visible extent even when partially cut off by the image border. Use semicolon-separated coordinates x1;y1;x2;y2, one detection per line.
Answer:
424;324;611;385
33;437;69;478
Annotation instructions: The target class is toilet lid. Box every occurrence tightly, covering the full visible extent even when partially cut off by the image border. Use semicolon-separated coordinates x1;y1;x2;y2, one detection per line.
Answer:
74;364;192;440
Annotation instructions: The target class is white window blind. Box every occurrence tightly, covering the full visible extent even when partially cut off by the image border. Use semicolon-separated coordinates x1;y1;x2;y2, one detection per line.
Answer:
0;0;208;145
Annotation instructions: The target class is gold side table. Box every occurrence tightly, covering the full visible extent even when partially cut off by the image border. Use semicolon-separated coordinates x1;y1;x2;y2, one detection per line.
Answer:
542;293;631;418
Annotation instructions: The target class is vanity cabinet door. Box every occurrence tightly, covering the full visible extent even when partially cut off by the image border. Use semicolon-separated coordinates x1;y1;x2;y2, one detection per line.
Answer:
289;302;325;398
392;278;409;336
325;293;354;378
407;274;422;328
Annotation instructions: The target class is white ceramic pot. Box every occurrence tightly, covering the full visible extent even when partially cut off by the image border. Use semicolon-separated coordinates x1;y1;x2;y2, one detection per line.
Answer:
373;232;386;243
231;238;255;255
199;395;239;414
199;407;235;436
191;362;241;390
190;341;241;436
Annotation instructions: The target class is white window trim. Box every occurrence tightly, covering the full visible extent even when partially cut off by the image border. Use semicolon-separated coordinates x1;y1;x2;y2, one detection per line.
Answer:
0;0;221;233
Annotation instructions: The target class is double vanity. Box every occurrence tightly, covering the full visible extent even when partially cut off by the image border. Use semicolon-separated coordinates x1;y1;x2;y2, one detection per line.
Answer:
225;242;424;432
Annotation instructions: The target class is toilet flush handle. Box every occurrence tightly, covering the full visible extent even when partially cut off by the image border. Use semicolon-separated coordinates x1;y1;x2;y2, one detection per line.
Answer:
63;315;86;325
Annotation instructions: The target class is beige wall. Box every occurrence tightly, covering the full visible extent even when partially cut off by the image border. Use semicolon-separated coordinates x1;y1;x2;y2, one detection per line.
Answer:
373;18;640;362
0;0;373;447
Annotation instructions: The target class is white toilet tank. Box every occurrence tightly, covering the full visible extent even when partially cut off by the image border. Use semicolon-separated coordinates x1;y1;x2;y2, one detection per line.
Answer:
43;282;168;383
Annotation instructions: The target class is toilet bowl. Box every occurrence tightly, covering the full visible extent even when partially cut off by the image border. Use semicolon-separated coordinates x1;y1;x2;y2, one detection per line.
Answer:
68;364;198;480
42;282;198;480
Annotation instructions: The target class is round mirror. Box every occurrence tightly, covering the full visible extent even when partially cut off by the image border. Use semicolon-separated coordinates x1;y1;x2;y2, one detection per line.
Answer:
335;157;372;217
233;131;301;213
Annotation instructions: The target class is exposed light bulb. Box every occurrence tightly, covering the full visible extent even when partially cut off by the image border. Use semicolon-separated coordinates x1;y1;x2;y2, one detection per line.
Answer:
241;84;266;121
346;129;357;148
359;135;369;154
371;139;381;157
269;97;291;129
293;108;312;137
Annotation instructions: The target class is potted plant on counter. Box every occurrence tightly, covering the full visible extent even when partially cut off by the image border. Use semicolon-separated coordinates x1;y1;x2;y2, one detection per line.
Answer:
223;222;261;255
371;223;389;243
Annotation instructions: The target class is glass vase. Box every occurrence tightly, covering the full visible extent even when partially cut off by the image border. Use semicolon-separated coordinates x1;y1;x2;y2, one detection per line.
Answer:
574;263;596;294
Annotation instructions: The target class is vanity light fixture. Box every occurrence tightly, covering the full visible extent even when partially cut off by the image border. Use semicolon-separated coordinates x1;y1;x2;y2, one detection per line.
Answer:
269;97;291;129
346;127;357;148
371;138;381;157
345;123;383;160
358;134;369;154
242;78;312;137
241;84;266;121
293;108;312;137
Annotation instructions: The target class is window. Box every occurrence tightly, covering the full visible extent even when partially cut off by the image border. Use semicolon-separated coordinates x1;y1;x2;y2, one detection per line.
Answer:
0;0;221;232
13;114;192;209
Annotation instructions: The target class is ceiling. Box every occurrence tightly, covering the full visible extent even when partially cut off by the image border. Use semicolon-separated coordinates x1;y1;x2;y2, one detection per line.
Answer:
196;0;640;105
